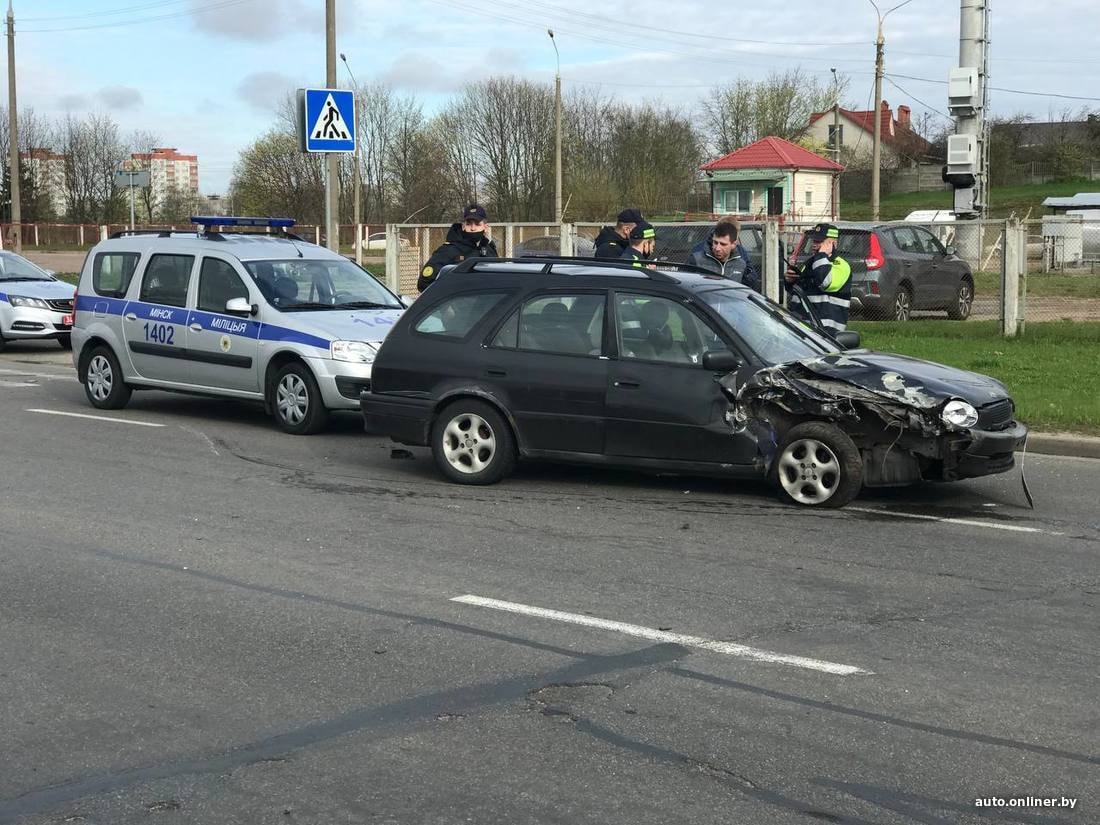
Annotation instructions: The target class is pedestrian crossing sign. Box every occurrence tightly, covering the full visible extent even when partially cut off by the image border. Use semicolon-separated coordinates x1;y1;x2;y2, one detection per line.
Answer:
301;88;356;153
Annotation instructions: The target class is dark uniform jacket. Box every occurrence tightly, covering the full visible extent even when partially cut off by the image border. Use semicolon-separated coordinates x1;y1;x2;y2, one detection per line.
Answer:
619;246;646;268
687;238;759;291
417;223;499;292
594;226;629;259
792;251;852;333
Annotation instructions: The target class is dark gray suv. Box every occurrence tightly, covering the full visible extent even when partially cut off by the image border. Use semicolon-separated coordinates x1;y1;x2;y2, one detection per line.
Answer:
794;222;974;321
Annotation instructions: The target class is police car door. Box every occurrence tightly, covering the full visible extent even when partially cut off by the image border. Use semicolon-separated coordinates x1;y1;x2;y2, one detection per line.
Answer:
185;256;261;394
123;252;196;384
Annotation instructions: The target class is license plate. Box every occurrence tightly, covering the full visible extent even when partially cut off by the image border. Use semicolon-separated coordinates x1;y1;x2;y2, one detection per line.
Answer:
62;314;73;326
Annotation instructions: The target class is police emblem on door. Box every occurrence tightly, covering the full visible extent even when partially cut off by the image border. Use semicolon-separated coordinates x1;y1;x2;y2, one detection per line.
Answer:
220;335;232;353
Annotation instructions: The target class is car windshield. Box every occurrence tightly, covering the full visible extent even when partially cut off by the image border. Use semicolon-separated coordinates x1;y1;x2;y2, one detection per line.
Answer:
697;287;836;365
0;253;53;281
243;258;401;311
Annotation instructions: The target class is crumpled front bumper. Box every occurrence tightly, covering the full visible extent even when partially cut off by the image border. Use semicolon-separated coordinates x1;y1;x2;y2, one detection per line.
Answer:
942;419;1029;480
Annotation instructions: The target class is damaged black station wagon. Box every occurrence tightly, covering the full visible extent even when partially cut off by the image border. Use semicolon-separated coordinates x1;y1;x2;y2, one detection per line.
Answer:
360;258;1028;507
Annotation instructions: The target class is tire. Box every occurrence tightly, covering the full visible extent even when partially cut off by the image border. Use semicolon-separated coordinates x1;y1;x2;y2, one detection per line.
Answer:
0;332;6;352
947;279;973;321
58;335;73;350
272;361;329;435
892;285;913;322
771;421;863;508
431;399;517;485
82;346;132;410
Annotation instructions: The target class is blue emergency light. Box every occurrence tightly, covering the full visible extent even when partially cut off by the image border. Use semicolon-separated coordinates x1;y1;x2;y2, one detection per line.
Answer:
191;216;297;229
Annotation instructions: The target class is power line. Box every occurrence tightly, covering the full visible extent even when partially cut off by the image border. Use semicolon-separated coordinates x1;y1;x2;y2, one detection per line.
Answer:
20;0;192;22
19;0;256;33
888;72;1100;102
884;76;953;122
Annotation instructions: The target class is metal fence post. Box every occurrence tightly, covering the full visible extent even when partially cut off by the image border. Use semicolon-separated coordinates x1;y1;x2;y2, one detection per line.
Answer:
385;224;399;294
763;219;781;303
1002;219;1020;338
99;225;108;241
505;224;514;258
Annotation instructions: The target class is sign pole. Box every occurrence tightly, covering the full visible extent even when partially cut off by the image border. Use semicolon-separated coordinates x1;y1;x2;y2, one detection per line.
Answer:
324;0;339;253
129;172;135;231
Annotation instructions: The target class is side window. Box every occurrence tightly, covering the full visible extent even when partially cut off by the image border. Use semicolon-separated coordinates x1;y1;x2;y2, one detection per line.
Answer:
913;227;945;255
504;294;605;357
414;292;508;338
139;254;194;308
615;293;723;366
890;227;920;254
197;258;249;313
490;309;519;348
91;252;140;298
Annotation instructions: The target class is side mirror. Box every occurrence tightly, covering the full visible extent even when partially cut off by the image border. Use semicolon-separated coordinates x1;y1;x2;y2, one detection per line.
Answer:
944;244;957;257
833;330;861;350
43;268;56;276
225;297;255;316
702;349;743;372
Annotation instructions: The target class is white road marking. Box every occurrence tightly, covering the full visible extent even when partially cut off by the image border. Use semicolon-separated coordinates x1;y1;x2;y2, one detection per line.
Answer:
0;381;38;387
0;367;71;381
848;506;1060;535
450;595;871;676
26;409;165;428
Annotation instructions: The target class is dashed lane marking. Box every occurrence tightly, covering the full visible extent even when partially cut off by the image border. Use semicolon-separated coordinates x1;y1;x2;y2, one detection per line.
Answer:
450;595;871;676
848;507;1062;536
26;408;165;427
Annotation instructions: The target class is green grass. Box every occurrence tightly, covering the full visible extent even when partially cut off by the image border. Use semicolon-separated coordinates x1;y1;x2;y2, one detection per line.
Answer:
841;179;1093;221
972;271;1100;299
851;319;1100;433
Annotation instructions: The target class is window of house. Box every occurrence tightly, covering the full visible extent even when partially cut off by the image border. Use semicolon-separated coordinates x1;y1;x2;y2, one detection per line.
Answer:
805;190;813;206
721;189;752;213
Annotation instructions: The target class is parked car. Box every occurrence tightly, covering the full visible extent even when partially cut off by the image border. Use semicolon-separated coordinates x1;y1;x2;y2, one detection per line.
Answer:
361;256;1026;507
793;222;974;321
364;232;410;251
71;216;405;434
652;222;781;287
515;234;596;258
0;251;75;351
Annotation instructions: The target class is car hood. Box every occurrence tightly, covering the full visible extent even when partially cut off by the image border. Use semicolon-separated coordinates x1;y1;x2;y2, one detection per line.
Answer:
277;308;404;346
0;279;73;300
794;350;1010;408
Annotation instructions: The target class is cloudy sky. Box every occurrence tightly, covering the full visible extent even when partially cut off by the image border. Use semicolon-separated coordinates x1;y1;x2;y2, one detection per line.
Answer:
12;0;1100;194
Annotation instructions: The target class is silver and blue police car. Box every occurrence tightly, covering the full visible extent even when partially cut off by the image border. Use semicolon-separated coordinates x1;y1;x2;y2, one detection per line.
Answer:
71;216;406;434
0;251;76;351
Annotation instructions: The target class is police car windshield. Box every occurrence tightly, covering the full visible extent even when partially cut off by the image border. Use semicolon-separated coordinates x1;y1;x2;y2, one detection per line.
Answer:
698;288;835;365
0;253;53;281
243;259;401;311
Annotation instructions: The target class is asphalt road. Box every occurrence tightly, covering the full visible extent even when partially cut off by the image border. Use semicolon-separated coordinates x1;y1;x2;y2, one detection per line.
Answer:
1;341;1096;825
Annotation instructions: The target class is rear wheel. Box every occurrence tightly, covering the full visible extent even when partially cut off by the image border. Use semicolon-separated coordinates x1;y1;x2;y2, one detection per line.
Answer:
947;279;973;320
82;346;131;410
771;421;863;508
272;362;329;435
892;285;913;321
431;399;516;485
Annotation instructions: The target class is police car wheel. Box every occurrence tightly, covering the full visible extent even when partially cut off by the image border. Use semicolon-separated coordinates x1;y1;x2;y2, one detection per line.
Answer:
83;346;132;410
771;421;862;508
0;332;6;352
431;399;516;485
272;362;329;435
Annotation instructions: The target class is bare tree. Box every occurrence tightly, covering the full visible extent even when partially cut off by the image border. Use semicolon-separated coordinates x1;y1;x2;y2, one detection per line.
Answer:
56;112;130;223
229;130;325;223
0;106;58;221
127;129;162;221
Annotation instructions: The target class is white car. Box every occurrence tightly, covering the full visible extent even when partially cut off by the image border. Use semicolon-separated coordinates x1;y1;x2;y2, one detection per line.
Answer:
0;251;75;350
364;232;410;251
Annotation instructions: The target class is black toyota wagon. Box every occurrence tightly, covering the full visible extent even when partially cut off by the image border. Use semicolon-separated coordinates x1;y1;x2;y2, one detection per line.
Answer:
360;257;1027;507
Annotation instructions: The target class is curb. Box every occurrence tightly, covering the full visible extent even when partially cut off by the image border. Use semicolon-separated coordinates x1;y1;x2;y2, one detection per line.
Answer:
1022;432;1100;460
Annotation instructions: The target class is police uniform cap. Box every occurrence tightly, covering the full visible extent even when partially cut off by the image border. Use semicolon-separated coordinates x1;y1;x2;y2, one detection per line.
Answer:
617;208;644;224
628;220;656;241
808;223;840;241
462;204;488;222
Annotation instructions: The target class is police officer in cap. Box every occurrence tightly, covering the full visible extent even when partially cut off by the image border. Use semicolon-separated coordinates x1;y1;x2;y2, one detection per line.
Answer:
786;223;851;332
417;204;499;293
594;208;644;259
619;220;656;268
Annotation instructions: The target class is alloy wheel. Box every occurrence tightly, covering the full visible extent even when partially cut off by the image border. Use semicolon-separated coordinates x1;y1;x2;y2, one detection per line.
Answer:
957;283;973;318
777;438;841;505
442;412;496;474
894;290;912;321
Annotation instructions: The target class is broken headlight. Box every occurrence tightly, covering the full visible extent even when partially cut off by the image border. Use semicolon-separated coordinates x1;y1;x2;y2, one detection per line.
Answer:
941;399;979;429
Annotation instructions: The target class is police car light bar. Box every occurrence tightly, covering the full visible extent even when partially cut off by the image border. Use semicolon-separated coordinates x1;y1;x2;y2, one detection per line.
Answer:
191;216;297;230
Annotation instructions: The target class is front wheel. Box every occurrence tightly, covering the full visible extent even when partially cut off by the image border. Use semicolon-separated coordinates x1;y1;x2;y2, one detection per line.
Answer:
82;346;132;410
771;421;863;508
431;399;516;485
947;279;973;320
272;362;329;435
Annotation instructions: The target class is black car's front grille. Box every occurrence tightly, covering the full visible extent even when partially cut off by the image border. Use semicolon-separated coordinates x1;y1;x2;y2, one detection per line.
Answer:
978;399;1014;431
46;298;74;312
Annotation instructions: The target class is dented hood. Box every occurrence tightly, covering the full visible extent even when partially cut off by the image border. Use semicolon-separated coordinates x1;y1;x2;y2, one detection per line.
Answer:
796;350;1010;408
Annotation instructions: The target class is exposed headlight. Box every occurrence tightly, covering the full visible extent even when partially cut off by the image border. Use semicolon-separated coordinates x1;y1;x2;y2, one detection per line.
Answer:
941;399;979;429
330;340;376;363
8;295;50;309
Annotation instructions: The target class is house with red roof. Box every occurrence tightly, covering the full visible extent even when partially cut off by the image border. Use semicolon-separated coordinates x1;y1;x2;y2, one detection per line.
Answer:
806;100;932;165
699;136;843;222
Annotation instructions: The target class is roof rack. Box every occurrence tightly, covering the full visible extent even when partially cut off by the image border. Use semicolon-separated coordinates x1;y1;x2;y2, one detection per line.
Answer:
108;229;177;239
449;255;716;283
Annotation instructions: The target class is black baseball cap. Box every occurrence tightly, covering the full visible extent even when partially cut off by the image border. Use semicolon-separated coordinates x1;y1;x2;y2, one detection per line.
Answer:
808;223;840;242
628;220;656;241
462;204;488;222
617;208;644;224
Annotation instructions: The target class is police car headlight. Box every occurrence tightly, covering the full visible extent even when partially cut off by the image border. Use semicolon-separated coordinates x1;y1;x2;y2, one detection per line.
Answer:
941;399;979;429
8;295;50;309
330;340;376;363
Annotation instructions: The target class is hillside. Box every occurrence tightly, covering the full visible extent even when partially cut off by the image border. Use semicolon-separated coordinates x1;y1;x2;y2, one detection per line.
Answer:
840;179;1095;221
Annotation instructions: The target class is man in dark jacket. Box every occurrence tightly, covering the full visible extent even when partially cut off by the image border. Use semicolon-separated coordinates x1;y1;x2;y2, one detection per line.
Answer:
594;208;644;258
687;220;759;290
417;204;499;292
619;220;656;267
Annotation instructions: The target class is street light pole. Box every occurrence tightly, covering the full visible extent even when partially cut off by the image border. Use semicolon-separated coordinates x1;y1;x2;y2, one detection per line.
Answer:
548;29;562;228
6;1;21;252
868;0;914;222
831;67;840;220
340;52;363;265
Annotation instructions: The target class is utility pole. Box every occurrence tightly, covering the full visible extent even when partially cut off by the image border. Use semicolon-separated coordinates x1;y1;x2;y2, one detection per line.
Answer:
324;0;339;253
548;30;562;232
871;20;884;222
6;1;21;252
831;67;841;220
946;0;989;217
340;52;363;265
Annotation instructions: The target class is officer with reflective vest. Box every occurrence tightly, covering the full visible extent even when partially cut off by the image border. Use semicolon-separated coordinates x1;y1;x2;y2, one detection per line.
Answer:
786;223;851;333
619;220;656;268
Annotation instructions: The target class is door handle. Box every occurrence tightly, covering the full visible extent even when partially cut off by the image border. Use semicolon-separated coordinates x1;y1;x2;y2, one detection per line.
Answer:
486;369;507;377
903;261;912;267
124;312;137;321
189;323;203;332
614;380;640;389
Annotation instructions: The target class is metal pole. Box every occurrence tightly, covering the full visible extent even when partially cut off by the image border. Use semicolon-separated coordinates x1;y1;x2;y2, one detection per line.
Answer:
340;53;363;265
6;1;21;252
324;0;339;252
831;67;840;220
129;175;135;230
548;30;562;227
871;19;884;222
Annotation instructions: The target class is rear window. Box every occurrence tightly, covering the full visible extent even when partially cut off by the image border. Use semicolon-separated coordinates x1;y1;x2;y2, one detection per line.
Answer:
795;230;869;259
414;291;509;339
91;251;140;298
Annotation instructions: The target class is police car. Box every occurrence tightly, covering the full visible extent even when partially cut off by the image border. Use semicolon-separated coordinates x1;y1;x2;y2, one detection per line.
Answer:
71;217;405;434
0;251;76;351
